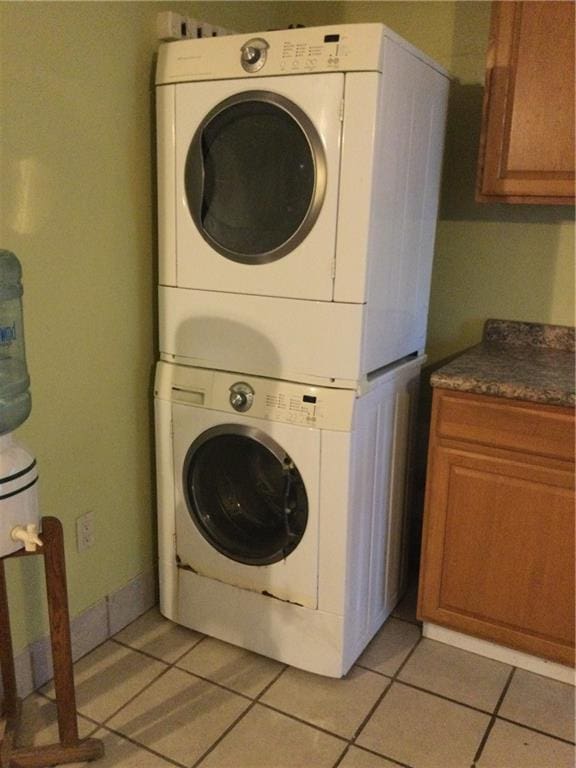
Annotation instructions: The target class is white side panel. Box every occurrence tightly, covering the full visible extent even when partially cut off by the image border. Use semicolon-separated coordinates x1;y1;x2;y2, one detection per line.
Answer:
336;47;448;367
174;567;351;677
172;404;321;608
158;286;363;385
156;85;176;287
344;378;394;645
317;430;352;615
172;74;343;301
381;390;410;610
344;357;422;647
361;42;449;369
154;395;178;618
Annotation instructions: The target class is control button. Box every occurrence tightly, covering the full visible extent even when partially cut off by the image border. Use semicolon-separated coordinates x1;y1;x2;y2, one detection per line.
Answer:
240;38;269;72
229;382;255;412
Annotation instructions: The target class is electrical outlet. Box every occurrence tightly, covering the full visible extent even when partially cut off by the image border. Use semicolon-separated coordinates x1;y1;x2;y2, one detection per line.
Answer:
76;511;95;552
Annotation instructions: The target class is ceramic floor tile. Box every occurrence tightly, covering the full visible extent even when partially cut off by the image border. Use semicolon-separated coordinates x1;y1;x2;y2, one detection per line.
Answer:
338;746;400;767
176;636;284;698
398;638;511;711
357;618;421;677
197;703;346;768
261;664;390;739
41;641;167;723
106;666;250;765
357;682;490;768
16;693;96;748
57;727;180;767
114;607;203;663
498;669;575;742
477;720;575;768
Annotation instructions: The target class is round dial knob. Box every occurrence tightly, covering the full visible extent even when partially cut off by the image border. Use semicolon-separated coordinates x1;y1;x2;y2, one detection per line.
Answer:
229;382;255;412
241;46;261;64
240;38;269;72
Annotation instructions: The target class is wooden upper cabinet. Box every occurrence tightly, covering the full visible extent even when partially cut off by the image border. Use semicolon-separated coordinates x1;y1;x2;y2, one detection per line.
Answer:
477;1;575;204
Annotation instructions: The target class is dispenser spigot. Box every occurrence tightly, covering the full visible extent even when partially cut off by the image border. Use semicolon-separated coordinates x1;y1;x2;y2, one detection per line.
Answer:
11;523;43;552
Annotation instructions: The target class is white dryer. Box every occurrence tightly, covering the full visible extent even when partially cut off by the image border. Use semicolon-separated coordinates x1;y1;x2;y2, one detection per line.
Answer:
156;24;449;385
155;355;423;677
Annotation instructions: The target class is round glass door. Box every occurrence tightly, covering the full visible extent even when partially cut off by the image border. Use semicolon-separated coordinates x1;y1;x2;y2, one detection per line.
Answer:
183;425;308;565
184;91;326;264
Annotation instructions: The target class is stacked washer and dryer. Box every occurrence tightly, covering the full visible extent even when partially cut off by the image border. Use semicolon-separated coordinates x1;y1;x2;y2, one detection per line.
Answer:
154;24;449;677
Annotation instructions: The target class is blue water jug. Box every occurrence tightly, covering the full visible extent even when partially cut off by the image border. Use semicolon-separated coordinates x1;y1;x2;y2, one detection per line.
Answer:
0;250;31;434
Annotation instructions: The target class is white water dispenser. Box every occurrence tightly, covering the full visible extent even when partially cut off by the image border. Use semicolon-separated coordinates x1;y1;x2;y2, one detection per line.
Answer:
0;250;40;557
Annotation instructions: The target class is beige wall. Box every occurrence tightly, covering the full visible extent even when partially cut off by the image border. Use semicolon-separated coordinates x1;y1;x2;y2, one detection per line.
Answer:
0;1;573;651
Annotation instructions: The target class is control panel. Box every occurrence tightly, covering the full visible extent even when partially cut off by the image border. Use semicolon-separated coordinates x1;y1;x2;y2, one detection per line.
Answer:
278;33;351;73
157;362;355;432
156;24;390;84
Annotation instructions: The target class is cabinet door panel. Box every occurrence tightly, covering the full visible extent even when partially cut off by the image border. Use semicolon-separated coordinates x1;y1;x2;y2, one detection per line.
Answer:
477;1;575;202
419;446;575;665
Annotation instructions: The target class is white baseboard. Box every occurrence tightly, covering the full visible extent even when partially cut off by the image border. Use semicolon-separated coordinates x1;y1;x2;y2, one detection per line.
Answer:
1;569;157;699
423;622;575;685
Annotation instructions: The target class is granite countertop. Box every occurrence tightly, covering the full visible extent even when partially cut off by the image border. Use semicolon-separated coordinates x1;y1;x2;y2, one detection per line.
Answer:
431;320;575;407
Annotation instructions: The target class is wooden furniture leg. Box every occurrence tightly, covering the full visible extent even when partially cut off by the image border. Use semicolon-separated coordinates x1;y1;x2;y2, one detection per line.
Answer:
41;517;79;746
0;516;104;767
0;559;18;719
0;558;21;767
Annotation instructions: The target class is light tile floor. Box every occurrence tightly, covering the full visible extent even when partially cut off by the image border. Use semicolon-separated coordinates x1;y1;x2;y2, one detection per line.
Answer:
16;589;575;768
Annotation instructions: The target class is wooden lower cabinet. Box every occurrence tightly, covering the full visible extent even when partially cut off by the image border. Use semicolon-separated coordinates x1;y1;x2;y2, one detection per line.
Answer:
418;390;575;666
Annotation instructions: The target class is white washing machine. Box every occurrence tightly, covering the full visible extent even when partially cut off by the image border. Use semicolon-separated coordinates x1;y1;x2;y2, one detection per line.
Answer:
156;23;449;385
155;355;422;677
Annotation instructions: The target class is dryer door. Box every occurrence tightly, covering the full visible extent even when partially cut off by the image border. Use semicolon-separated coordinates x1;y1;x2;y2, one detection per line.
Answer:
166;74;344;300
183;424;308;566
185;92;325;266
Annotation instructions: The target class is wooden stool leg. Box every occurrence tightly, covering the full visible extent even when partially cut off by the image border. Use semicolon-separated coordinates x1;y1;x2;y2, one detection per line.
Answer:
41;517;79;747
0;518;104;767
0;558;18;719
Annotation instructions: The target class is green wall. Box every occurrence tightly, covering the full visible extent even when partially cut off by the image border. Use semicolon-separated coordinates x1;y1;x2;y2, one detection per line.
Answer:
0;1;573;652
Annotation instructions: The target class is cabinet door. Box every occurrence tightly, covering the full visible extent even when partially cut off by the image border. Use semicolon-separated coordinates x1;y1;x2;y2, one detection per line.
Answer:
477;1;575;203
418;446;575;665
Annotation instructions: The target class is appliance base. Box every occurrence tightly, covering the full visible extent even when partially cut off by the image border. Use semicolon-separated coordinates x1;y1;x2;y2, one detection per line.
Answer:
162;563;394;678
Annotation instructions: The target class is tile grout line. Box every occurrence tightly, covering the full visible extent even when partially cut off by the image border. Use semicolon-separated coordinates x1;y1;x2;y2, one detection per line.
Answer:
256;701;350;744
471;666;516;766
333;635;426;768
111;634;205;666
94;722;190;768
391;678;499;717
189;663;290;768
352;634;424;739
102;664;173;724
331;740;414;768
494;715;576;747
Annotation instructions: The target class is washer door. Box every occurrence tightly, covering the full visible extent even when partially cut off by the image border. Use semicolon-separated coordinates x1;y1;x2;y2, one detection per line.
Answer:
183;424;308;565
185;91;326;265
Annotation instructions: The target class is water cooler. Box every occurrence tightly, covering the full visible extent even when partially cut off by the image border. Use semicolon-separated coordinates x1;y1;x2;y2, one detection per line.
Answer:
0;249;40;558
0;249;104;766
